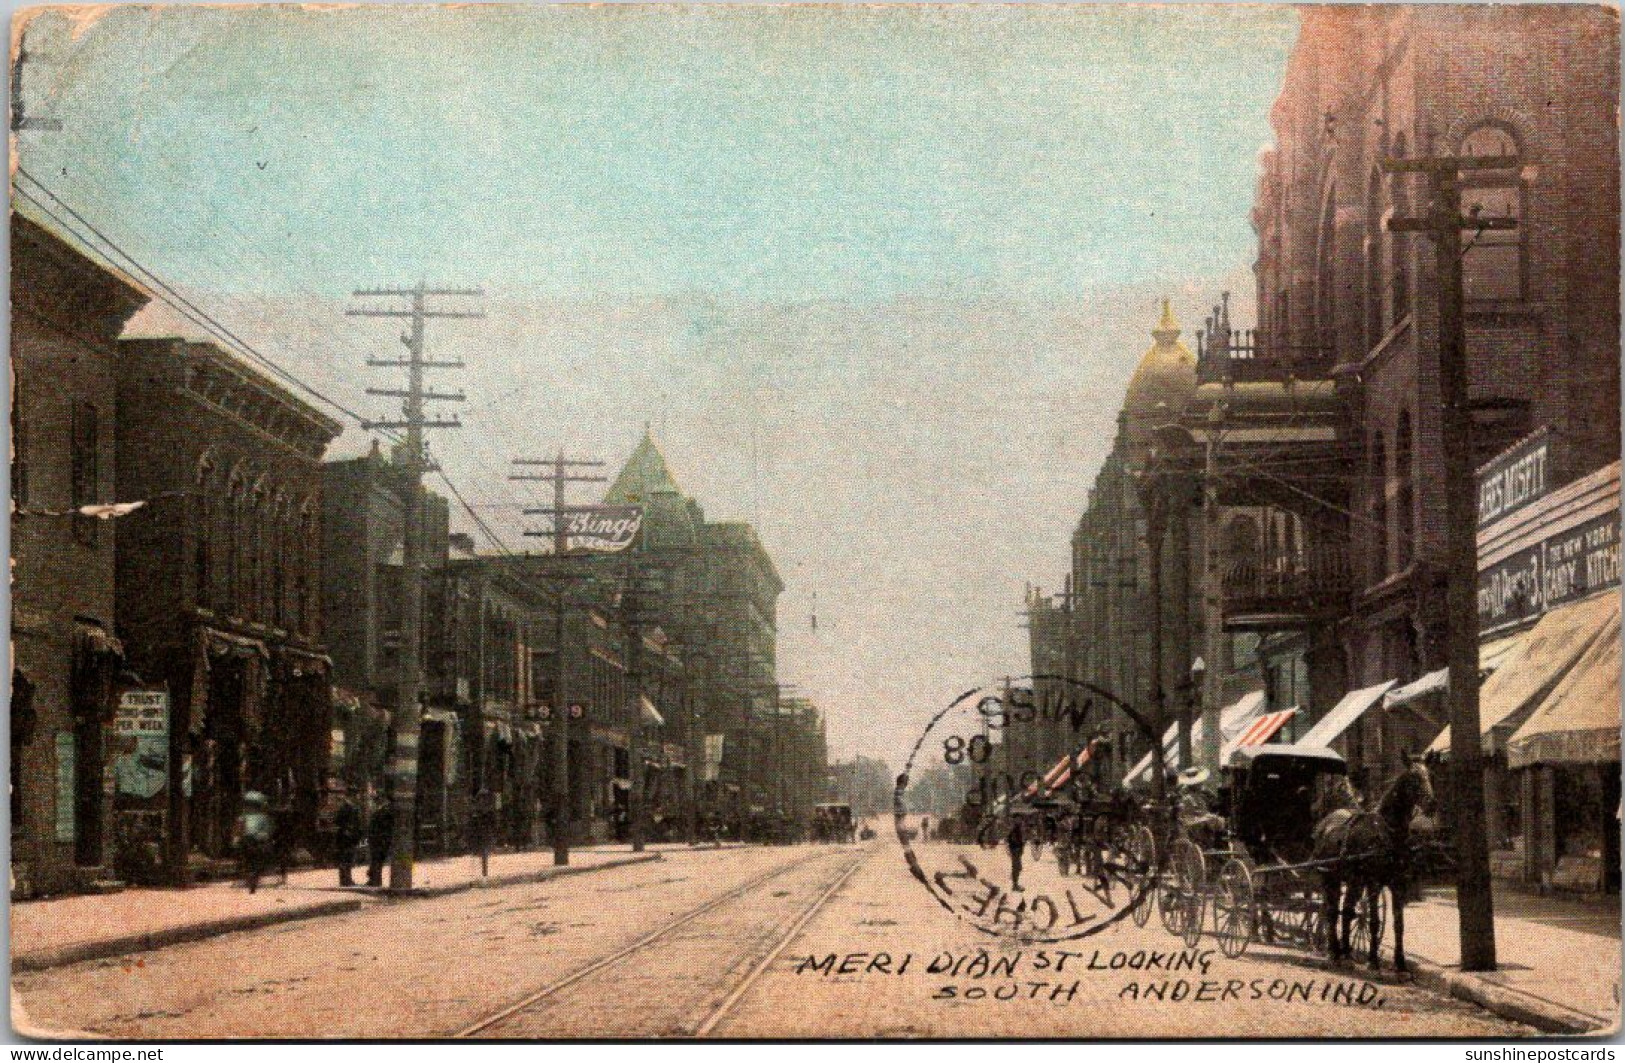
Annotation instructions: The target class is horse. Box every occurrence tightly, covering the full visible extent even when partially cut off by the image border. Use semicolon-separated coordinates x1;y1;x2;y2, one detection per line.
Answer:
1310;756;1435;973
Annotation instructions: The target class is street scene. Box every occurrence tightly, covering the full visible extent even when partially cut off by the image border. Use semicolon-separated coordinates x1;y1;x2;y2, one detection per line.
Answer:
8;2;1623;1042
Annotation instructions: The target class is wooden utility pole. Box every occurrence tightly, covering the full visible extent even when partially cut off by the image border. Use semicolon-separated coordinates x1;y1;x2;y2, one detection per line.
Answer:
1136;473;1169;803
513;453;607;866
1386;152;1518;972
351;283;483;890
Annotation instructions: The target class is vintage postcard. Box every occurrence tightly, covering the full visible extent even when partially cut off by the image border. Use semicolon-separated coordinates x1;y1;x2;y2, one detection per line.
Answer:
8;1;1621;1042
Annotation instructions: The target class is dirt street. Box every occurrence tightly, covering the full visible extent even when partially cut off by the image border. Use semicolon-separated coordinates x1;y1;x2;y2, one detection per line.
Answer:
13;840;1533;1039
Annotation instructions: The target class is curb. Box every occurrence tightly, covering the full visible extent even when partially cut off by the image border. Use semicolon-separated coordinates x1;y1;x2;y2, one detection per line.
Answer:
388;851;664;897
12;897;366;974
1400;951;1612;1035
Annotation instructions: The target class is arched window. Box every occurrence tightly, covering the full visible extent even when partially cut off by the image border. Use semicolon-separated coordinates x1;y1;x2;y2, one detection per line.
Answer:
1395;412;1416;571
1389;135;1412;324
1366;167;1386;348
1369;433;1390;582
1461;124;1525;301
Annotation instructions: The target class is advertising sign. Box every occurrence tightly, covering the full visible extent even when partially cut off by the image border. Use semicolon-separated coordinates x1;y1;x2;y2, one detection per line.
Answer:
1542;511;1621;612
1478;543;1543;632
1477;432;1550;528
1479;513;1622;633
539;505;644;553
114;689;170;802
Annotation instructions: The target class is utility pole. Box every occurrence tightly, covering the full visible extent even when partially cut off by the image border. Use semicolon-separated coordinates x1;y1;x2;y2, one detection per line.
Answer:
1386;151;1518;972
351;283;483;891
1200;415;1225;776
513;453;607;866
1135;473;1168;803
613;550;667;853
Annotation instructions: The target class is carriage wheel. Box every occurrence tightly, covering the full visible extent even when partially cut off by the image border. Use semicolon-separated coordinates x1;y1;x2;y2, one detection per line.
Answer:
1127;824;1156;926
1174;839;1207;948
1212;859;1254;958
1350;888;1388;961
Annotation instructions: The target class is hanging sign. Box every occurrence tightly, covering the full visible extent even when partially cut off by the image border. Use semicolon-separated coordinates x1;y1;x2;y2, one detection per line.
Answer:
703;734;725;782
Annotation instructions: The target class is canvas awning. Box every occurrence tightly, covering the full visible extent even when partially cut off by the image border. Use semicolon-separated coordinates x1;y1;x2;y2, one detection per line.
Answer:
1385;668;1449;711
640;694;665;727
1384;631;1531;712
1033;738;1101;795
1298;680;1396;748
1506;619;1621;769
1222;708;1299;763
1429;592;1619;755
1125;691;1268;783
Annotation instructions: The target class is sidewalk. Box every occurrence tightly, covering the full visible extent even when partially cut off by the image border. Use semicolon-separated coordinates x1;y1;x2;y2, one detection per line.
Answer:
1396;882;1621;1034
11;843;696;974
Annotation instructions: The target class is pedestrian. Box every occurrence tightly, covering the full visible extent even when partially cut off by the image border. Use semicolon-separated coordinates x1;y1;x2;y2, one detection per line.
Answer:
366;797;394;888
333;790;363;887
234;791;274;894
1006;813;1027;892
472;787;496;879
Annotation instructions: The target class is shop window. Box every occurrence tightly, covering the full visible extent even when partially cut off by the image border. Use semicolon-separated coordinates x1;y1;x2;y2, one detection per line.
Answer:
1461;125;1525;301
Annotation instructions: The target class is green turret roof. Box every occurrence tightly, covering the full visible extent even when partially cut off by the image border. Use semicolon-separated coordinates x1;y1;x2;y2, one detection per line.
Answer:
605;425;681;504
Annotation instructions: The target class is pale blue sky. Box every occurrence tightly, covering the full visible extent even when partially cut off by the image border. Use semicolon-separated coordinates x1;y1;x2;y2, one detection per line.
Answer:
15;4;1294;763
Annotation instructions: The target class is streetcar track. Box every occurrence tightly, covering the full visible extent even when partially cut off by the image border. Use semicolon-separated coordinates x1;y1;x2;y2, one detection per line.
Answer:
691;852;865;1037
451;847;865;1038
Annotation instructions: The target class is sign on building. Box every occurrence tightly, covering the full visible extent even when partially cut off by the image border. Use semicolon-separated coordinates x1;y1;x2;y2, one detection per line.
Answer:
538;505;644;553
1477;431;1550;528
1479;510;1622;632
114;689;170;801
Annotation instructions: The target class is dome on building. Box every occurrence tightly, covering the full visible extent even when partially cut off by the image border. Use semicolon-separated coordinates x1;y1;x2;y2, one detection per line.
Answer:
1123;299;1197;426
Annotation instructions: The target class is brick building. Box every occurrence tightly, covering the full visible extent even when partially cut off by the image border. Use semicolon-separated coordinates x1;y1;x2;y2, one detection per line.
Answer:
321;445;451;791
10;213;149;897
115;338;341;878
1204;5;1621;791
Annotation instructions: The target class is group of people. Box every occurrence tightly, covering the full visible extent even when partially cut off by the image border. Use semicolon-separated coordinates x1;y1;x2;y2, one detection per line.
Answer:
233;789;395;891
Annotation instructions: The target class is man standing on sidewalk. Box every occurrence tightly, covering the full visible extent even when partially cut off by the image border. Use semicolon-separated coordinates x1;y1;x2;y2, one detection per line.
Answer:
366;798;394;888
333;792;363;887
472;787;496;879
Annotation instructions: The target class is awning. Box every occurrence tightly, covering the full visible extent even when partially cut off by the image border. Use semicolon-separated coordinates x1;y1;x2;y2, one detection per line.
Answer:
1506;619;1621;769
640;694;665;727
1222;708;1299;763
1385;668;1448;711
1125;691;1267;783
1429;592;1619;755
1032;738;1100;795
1298;679;1396;748
1379;634;1528;714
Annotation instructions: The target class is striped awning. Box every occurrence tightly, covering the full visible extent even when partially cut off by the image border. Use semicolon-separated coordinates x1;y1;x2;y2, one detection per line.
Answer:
1032;739;1099;795
1222;708;1299;763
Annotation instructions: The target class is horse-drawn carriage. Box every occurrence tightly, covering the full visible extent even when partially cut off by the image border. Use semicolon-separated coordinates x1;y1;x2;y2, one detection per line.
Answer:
1138;744;1435;970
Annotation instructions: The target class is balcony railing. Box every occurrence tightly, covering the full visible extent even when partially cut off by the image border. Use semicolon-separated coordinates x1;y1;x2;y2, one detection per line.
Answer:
1220;544;1351;626
1196;329;1335;384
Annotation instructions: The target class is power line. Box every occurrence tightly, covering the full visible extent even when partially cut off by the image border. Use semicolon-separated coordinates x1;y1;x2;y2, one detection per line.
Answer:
15;168;396;444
